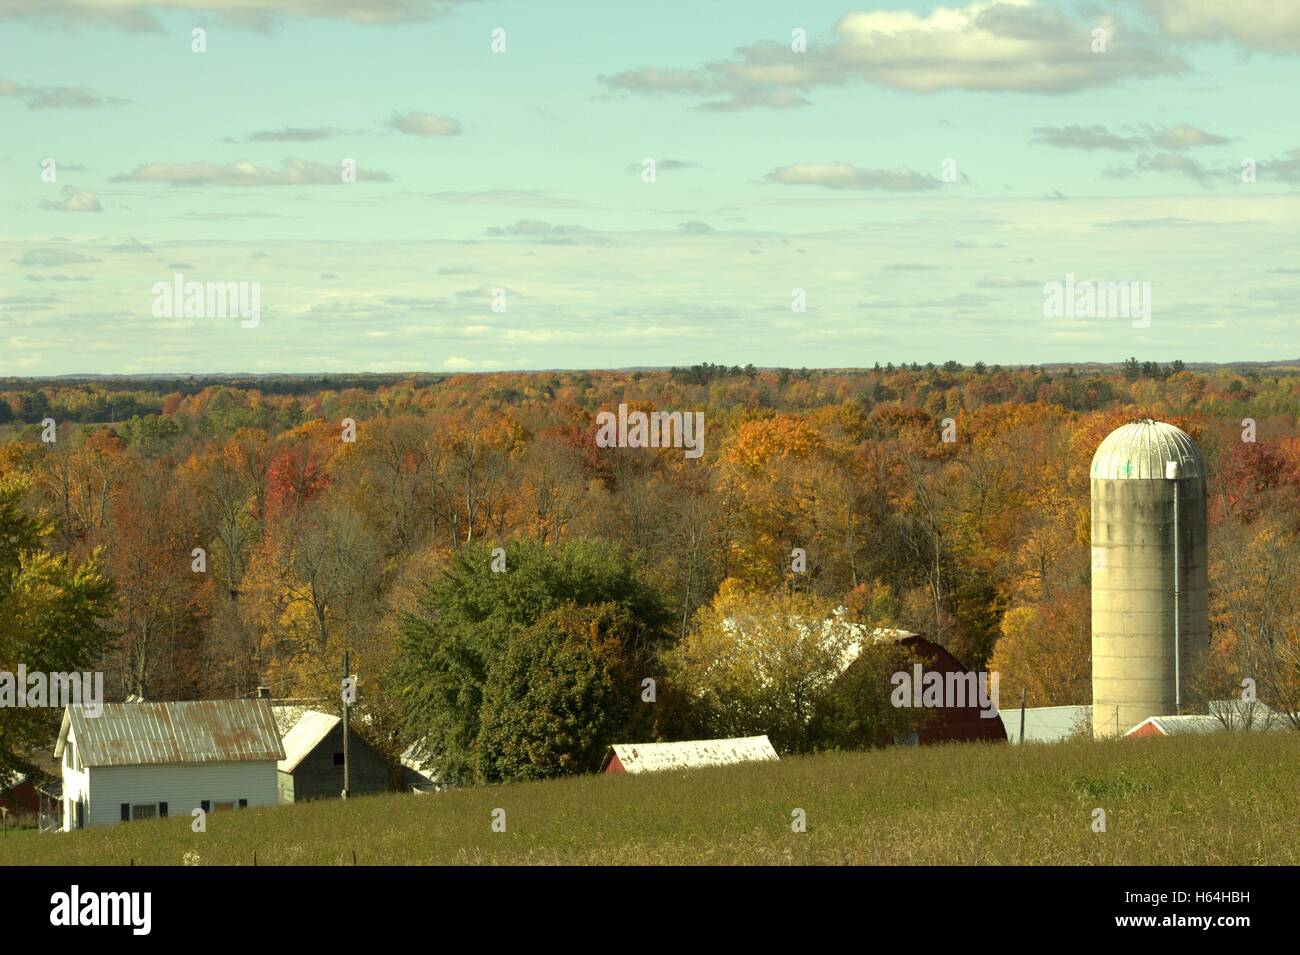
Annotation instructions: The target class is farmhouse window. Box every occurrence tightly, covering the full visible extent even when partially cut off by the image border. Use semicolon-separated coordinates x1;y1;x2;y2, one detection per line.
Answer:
239;799;248;808
159;802;168;818
214;801;235;812
132;804;157;821
201;800;210;812
120;803;129;822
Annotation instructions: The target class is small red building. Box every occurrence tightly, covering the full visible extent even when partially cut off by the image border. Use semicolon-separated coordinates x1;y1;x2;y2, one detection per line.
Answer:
0;772;41;819
601;736;779;775
1125;712;1285;738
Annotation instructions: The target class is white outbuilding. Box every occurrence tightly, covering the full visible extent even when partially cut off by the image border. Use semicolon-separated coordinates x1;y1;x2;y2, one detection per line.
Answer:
54;700;284;830
999;705;1093;744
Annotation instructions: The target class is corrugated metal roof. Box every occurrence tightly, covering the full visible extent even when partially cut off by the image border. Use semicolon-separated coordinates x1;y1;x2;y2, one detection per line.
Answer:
57;700;285;767
1091;419;1203;480
604;735;779;774
999;705;1092;744
1126;714;1288;737
276;709;341;773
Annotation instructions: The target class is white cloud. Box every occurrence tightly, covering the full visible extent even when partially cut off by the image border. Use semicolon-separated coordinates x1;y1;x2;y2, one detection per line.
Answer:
245;126;336;142
1143;0;1300;52
1033;122;1231;152
0;77;126;108
111;157;392;186
0;0;468;31
40;186;103;212
390;111;462;137
601;1;1185;107
764;163;942;191
443;356;503;370
110;236;153;253
1149;122;1231;150
13;248;100;267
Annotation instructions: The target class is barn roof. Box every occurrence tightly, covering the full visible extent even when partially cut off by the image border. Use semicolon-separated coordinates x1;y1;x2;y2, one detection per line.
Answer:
275;708;341;773
602;735;778;774
721;609;919;682
56;700;285;767
1000;705;1092;744
1125;713;1288;737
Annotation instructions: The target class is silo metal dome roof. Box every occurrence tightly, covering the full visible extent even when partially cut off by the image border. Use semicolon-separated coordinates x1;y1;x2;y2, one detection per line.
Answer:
1090;419;1203;480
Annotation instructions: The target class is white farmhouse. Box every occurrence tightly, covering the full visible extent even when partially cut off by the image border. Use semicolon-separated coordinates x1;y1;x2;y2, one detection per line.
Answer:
54;700;284;830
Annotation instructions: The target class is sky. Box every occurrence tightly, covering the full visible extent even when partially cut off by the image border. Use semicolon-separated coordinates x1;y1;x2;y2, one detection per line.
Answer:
0;0;1297;375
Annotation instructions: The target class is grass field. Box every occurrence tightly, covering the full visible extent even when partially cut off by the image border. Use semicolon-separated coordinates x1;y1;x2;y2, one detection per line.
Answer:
3;733;1298;865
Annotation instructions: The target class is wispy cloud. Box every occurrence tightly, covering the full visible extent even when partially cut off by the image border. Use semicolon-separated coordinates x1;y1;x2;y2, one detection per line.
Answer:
244;126;337;142
110;236;153;253
0;77;126;108
111;157;393;186
1032;122;1231;152
13;248;100;267
1135;152;1219;186
389;111;462;137
484;219;605;245
40;185;103;212
1259;148;1300;184
624;158;698;174
0;0;470;32
764;163;942;191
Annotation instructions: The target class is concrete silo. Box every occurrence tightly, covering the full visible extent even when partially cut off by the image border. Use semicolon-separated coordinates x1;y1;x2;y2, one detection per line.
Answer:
1090;419;1208;737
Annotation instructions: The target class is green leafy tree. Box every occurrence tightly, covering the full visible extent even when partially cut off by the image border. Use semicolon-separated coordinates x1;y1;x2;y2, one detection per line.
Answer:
392;539;669;784
475;603;644;782
809;640;930;749
0;475;117;776
666;584;923;752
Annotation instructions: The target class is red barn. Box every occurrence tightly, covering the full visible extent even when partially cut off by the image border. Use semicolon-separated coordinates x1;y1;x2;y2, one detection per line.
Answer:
866;632;1008;746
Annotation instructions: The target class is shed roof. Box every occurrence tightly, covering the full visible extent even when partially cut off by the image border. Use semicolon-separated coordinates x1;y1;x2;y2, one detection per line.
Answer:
56;700;285;767
275;708;342;773
602;735;778;774
999;705;1092;744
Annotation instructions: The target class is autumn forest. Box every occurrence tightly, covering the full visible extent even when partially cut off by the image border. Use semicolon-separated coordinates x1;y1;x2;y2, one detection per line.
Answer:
2;360;1299;783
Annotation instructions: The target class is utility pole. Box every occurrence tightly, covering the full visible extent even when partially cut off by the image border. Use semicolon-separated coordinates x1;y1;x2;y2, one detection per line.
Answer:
342;650;351;800
1018;687;1027;744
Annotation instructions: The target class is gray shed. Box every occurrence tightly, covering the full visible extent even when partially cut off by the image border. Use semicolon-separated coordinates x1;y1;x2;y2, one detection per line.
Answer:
273;706;391;803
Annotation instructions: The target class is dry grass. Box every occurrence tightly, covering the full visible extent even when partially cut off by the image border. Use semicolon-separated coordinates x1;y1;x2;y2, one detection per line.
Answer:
3;732;1297;865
